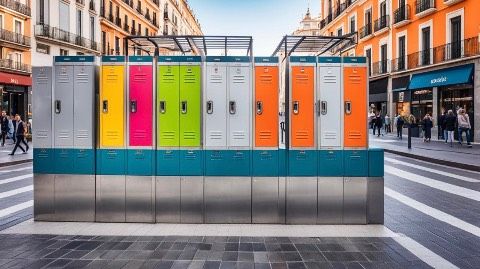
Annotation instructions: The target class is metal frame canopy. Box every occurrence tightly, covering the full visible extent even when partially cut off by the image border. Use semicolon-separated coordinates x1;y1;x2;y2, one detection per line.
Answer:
271;33;357;56
124;35;253;57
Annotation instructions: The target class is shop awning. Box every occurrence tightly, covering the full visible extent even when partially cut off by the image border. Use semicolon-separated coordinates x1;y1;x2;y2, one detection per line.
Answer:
407;64;474;90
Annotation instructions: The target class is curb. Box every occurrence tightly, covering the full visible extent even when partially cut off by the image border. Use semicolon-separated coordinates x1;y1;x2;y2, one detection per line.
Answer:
0;159;33;168
384;149;480;172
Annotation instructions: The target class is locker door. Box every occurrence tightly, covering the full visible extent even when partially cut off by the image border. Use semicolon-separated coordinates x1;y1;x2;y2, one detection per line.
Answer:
129;65;153;147
180;65;201;147
228;65;251;147
100;65;125;148
205;64;227;147
318;65;341;148
255;66;278;147
157;65;180;147
344;66;367;148
290;66;314;148
54;65;74;147
32;67;52;148
73;65;95;148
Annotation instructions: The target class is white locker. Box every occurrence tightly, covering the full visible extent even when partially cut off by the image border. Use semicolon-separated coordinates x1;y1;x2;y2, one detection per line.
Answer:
228;64;251;148
205;62;227;148
317;58;342;148
54;65;74;148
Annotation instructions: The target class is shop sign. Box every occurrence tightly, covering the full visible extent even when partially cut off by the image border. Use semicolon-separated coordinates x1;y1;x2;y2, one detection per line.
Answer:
398;92;404;102
0;73;32;86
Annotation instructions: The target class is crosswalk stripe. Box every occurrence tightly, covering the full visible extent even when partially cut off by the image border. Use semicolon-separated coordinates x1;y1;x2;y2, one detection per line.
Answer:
385;157;480;183
385;165;480;202
0;167;32;174
385;187;480;237
0;174;33;185
0;185;33;199
0;200;33;218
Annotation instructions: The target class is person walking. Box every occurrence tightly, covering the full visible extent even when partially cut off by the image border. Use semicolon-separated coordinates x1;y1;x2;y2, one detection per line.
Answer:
445;110;456;147
9;114;29;155
375;113;383;137
439;111;447;143
0;111;8;147
396;115;404;139
457;108;472;148
10;113;16;144
384;114;391;133
422;114;433;142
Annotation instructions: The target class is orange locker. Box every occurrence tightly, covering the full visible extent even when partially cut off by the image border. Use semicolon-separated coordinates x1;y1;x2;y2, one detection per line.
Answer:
343;57;368;148
254;62;279;147
290;62;315;148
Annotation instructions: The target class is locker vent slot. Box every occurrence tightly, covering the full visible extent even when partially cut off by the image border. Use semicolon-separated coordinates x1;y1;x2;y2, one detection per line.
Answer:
75;130;90;139
106;131;120;139
323;131;338;140
232;75;246;84
36;76;49;85
295;75;310;84
259;131;272;140
182;132;197;140
322;75;338;83
183;74;197;84
161;74;175;83
184;152;197;160
209;74;223;83
133;74;147;82
57;73;70;83
161;131;176;140
295;131;310;140
347;75;362;84
209;131;223;140
106;74;119;81
76;73;89;83
58;130;71;139
133;130;147;138
232;131;246;140
347;131;362;140
35;130;49;139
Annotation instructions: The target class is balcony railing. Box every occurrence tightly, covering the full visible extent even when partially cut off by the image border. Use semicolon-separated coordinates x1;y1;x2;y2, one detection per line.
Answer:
131;28;136;35
0;0;31;16
136;7;143;15
394;5;410;24
374;15;389;32
0;28;31;47
145;12;151;20
319;0;358;30
415;0;435;14
123;23;130;33
0;59;31;73
108;13;114;23
391;56;407;72
372;60;389;76
34;24;99;52
115;17;121;27
359;23;372;39
76;0;84;5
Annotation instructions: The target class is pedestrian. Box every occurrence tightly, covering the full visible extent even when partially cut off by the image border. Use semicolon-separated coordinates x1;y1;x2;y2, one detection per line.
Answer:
396;115;404;139
384;114;391;133
439;111;447;143
457;108;472;148
445;110;456;147
422;114;433;142
7;115;14;141
10;113;16;144
0;111;8;147
375;113;383;137
9;114;29;155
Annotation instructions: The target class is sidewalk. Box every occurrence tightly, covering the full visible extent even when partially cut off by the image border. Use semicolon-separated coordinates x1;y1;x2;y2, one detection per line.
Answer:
370;132;480;172
0;138;33;167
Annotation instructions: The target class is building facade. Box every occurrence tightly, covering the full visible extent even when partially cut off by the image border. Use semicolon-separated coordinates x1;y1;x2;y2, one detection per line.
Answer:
293;8;322;36
0;0;32;121
317;0;480;141
162;0;202;36
32;0;101;66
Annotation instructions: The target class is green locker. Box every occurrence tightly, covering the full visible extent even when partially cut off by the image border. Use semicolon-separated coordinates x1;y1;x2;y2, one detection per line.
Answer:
179;65;201;147
157;64;180;147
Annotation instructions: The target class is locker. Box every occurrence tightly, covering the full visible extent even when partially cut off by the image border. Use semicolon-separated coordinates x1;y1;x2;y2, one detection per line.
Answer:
343;57;368;148
157;63;180;147
179;63;201;147
53;64;74;149
317;57;342;148
228;61;251;148
204;57;227;148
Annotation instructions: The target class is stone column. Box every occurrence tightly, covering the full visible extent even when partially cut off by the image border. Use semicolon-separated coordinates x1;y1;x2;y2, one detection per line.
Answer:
432;87;438;139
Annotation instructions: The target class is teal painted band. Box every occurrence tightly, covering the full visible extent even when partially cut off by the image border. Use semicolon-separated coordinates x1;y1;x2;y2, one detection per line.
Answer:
342;57;367;63
33;148;54;174
290;56;316;63
288;150;317;176
54;56;95;63
343;150;369;177
318;57;341;63
254;57;279;63
158;56;202;63
368;148;384;177
252;150;279;176
128;56;153;62
96;149;126;175
127;149;155;176
102;56;125;62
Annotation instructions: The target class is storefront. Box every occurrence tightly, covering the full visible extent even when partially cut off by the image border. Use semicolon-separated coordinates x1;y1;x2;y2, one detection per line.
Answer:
369;77;388;115
0;72;32;121
392;76;411;117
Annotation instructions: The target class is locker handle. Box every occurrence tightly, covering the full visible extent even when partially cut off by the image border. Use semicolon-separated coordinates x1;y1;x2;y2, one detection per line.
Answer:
315;100;320;116
130;100;137;113
229;101;236;115
256;101;263;115
345;101;352;115
321;101;327;115
159;101;166;114
55;100;61;114
181;101;187;114
102;100;108;113
206;101;213;114
293;101;299;115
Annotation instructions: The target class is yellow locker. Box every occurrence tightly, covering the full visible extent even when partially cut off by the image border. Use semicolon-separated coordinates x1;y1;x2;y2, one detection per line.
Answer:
100;64;125;147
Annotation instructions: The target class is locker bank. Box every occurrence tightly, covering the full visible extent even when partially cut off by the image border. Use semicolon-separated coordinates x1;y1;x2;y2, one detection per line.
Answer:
32;35;384;225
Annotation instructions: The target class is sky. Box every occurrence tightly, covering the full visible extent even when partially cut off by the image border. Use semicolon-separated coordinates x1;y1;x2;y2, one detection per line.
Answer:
188;0;319;56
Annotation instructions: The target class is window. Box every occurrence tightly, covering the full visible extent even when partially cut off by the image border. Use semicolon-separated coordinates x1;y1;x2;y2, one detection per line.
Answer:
77;9;82;37
90;16;95;42
138;23;141;33
137;0;141;10
337;28;343;36
115;36;120;55
101;31;106;54
36;43;50;54
108;1;112;16
145;28;148;36
380;1;387;18
350;16;356;33
451;16;461;59
365;8;372;25
0;14;3;29
421;27;431;65
380;44;387;73
14;20;22;34
76;52;84;55
366;48;372;76
60;49;69;56
39;0;46;24
116;6;119;19
398;36;406;70
59;1;70;31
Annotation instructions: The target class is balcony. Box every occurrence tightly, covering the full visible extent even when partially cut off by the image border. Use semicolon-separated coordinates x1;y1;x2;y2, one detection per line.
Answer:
415;0;436;18
108;13;114;23
153;0;159;6
153;18;158;27
34;24;99;53
372;60;389;76
164;11;169;20
0;59;31;74
359;23;373;40
136;7;143;15
131;28;136;35
393;5;411;28
76;0;84;6
115;17;121;28
374;15;389;35
0;0;31;17
145;12;151;20
390;57;407;72
123;23;130;33
0;28;31;49
443;0;465;6
89;0;95;12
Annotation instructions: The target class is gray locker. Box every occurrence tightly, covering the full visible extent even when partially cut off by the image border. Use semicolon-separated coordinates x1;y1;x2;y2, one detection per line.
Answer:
96;175;126;222
343;177;367;224
127;176;155;223
73;65;95;148
227;64;251;148
367;177;384;224
317;177;343;224
252;177;285;224
54;65;74;148
286;178;317;224
204;62;227;148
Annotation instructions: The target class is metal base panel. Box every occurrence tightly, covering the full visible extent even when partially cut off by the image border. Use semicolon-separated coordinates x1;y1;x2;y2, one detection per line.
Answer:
317;177;343;224
126;176;155;223
205;177;252;224
156;176;180;223
33;174;55;221
286;177;317;224
343;177;367;224
96;175;126;222
252;177;285;224
54;174;95;222
367;177;384;224
181;177;204;223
